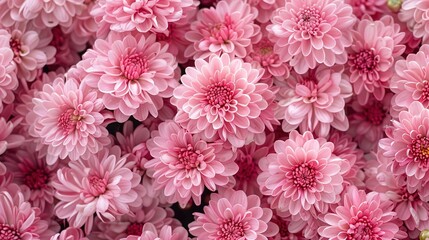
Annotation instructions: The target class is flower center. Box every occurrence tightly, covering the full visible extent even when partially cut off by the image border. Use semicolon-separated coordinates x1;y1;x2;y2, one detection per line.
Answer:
124;222;144;236
347;215;379;239
206;15;234;44
399;187;419;202
120;54;148;80
297;76;319;102
23;168;49;190
177;144;203;170
410;135;429;168
292;162;317;190
249;39;279;67
9;38;21;60
363;101;386;125
296;6;322;36
0;224;21;240
350;49;379;74
58;108;84;135
89;175;107;196
419;81;429;104
205;81;235;108
218;218;245;240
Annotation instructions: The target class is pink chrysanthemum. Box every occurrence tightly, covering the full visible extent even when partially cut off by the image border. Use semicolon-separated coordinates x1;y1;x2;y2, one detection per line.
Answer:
1;24;56;82
0;33;18;113
189;189;278;239
248;0;285;23
51;227;89;240
399;0;429;44
0;190;54;239
318;186;404;239
52;146;143;233
91;0;193;34
120;223;189;240
0;115;25;155
347;15;405;104
184;0;260;60
31;78;110;164
391;44;429;112
345;0;388;19
275;65;352;138
348;93;392;152
257;130;344;216
81;32;178;122
95;202;179;240
172;53;278;148
145;120;238;207
378;101;429;190
267;0;356;74
2;144;59;212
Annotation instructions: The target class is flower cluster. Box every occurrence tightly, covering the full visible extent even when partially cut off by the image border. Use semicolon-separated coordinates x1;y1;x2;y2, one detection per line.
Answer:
0;0;429;239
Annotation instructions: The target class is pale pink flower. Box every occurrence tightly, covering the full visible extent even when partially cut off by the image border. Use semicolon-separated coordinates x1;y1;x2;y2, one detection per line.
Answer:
248;0;285;23
0;190;55;239
81;32;178;122
91;0;193;34
189;189;278;239
275;65;352;138
378;101;429;191
391;44;429;112
172;53;278;148
52;146;143;233
345;0;388;19
347;15;405;104
1;24;56;82
51;227;89;240
233;133;274;196
0;33;18;113
2;143;59;212
145;120;238;207
399;0;429;44
0;116;25;155
268;0;356;74
348;93;392;152
184;0;260;60
31;77;111;164
120;223;189;240
257;131;344;216
318;186;405;239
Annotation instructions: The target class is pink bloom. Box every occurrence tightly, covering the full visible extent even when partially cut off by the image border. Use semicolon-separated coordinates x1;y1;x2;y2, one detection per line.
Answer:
267;0;356;74
95;202;179;240
233;133;274;196
189;189;278;239
31;78;110;164
275;65;352;138
348;93;392;152
378;101;429;190
51;227;89;240
172;53;278;148
391;44;429;112
0;33;18;113
399;0;429;44
0;190;54;239
318;186;405;239
0;116;24;155
269;211;306;240
81;32;178;122
1;24;56;82
145;120;238;207
345;0;388;19
257;131;344;216
120;223;189;240
184;0;260;60
2;144;59;212
92;0;193;34
52;146;143;233
248;0;285;23
347;15;405;104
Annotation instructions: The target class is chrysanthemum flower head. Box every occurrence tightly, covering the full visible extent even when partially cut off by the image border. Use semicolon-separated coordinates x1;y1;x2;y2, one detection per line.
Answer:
172;53;278;148
268;0;356;74
399;0;429;44
145;120;238;207
189;189;278;239
81;32;178;122
0;33;18;113
257;130;345;216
